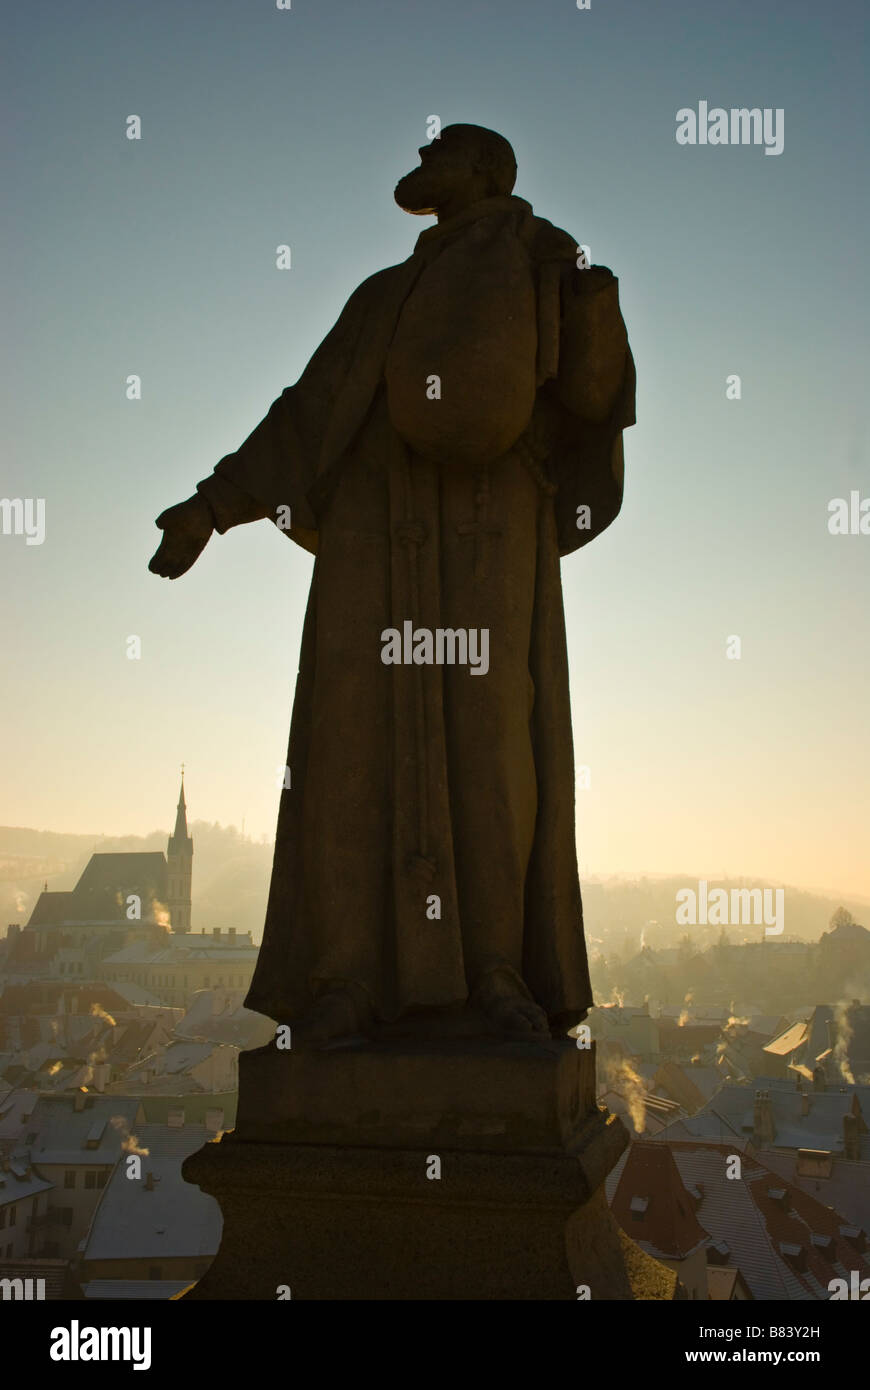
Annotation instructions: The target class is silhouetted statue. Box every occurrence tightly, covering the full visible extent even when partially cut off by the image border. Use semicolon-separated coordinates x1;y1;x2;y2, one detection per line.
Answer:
150;124;635;1045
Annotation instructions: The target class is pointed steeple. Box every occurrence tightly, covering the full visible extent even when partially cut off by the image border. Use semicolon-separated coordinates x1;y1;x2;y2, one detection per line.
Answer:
170;768;191;846
166;767;193;934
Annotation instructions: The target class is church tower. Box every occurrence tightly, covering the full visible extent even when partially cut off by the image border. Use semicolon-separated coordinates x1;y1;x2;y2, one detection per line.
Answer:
166;771;193;934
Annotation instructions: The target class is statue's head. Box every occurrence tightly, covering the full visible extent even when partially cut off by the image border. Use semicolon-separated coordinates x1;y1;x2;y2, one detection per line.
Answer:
394;124;517;219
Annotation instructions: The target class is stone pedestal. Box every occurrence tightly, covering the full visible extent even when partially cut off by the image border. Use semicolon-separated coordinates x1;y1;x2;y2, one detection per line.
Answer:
182;1038;678;1300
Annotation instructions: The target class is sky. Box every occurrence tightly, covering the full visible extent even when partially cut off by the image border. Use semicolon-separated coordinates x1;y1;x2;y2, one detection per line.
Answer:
2;0;868;898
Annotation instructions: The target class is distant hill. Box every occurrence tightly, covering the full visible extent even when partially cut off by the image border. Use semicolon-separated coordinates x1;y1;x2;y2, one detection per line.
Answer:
1;827;865;948
575;875;866;952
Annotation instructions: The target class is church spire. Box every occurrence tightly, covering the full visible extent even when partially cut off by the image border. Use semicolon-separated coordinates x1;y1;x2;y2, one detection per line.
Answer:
166;767;193;933
171;766;191;845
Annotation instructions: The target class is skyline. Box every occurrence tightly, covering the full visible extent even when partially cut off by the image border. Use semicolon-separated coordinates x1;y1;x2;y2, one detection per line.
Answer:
5;785;869;910
3;0;868;897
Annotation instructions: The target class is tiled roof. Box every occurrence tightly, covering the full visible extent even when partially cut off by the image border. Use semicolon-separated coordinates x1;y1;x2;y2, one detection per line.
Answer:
71;853;168;920
0;1165;53;1206
26;1094;142;1166
611;1142;709;1259
703;1080;870;1157
175;991;274;1048
26;853;169;929
758;1150;870;1233
611;1140;870;1301
764;1021;809;1056
82;1279;192;1300
81;1124;222;1262
26;892;76;927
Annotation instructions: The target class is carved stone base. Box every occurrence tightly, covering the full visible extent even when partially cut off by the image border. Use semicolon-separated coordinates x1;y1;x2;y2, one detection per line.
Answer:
181;1039;679;1301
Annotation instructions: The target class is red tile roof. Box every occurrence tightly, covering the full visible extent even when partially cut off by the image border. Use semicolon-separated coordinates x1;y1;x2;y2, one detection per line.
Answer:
611;1141;709;1259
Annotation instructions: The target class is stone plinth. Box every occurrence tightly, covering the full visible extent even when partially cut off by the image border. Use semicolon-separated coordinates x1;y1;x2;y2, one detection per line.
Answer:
181;1039;679;1300
234;1034;600;1153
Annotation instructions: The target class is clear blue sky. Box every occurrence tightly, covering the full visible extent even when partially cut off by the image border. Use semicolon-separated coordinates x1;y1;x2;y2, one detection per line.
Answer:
2;0;868;897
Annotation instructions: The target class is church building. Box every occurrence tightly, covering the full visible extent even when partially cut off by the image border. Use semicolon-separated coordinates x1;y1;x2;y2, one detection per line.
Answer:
14;776;194;969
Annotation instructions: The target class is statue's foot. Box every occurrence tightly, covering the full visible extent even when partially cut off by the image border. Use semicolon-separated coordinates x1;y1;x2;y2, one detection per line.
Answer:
486;995;550;1038
472;969;550;1040
291;986;372;1047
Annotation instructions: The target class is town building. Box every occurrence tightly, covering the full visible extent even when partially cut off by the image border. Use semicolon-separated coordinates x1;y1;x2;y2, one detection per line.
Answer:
78;1122;222;1294
609;1138;870;1300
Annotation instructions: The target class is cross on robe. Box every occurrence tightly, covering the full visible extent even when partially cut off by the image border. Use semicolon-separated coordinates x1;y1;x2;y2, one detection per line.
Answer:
456;471;502;580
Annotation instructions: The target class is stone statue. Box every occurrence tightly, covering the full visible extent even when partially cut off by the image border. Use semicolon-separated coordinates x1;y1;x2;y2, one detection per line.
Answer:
150;124;635;1048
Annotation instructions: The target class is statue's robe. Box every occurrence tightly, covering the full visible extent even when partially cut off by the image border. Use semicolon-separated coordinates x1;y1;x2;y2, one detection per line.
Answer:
196;194;635;1028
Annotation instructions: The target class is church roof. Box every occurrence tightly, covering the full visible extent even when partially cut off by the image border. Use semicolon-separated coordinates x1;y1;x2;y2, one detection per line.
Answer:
74;852;168;916
27;892;76;926
26;853;168;928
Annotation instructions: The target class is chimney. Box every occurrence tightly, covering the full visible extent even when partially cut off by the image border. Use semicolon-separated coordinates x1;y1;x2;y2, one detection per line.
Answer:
753;1089;775;1144
212;928;220;939
843;1113;860;1161
228;928;236;939
813;1065;826;1092
73;1091;86;1112
800;1090;811;1117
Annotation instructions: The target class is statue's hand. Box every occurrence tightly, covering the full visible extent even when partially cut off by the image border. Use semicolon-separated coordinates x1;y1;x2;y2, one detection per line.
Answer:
149;494;214;579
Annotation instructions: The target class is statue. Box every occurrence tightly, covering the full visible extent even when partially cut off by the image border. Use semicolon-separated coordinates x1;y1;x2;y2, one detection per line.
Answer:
150;124;635;1048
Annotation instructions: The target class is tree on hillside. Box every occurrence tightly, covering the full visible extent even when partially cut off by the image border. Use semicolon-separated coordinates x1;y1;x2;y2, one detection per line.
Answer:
829;906;855;930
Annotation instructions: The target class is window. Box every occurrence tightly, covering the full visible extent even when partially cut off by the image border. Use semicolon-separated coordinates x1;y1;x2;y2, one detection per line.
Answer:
58;1208;74;1227
97;1171;108;1188
9;1206;16;1227
84;1171;97;1190
0;1208;5;1229
64;1171;76;1189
